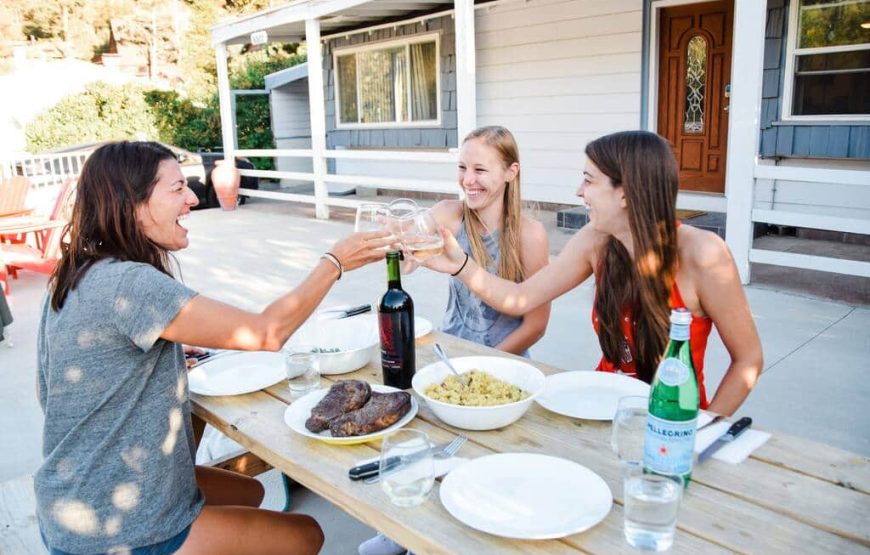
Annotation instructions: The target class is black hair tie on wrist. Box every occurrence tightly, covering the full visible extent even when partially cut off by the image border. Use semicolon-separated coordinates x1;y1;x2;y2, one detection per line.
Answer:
451;253;470;277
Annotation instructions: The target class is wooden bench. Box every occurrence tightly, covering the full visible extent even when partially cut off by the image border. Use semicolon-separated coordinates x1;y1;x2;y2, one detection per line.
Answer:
0;474;45;554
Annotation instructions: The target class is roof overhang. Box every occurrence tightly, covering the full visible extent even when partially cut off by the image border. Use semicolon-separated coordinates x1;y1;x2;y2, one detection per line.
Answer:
210;0;456;46
265;62;308;90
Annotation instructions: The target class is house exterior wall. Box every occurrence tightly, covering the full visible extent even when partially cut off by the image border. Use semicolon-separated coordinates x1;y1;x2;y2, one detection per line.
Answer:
322;0;643;203
270;79;313;180
323;14;458;150
475;0;642;204
759;0;870;160
756;0;869;221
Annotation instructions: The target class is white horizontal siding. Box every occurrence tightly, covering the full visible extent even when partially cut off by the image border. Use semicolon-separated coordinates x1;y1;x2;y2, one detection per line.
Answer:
474;0;642;204
270;80;311;140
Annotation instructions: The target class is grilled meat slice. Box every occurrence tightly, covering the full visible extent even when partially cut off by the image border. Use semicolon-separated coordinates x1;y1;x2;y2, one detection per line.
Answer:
305;380;372;432
329;391;412;437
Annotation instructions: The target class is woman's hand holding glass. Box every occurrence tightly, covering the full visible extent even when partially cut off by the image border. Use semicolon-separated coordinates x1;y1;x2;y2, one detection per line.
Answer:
417;226;468;275
329;230;393;272
402;209;444;262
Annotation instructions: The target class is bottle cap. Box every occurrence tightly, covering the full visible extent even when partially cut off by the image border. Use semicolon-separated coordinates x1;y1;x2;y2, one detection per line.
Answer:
670;308;692;326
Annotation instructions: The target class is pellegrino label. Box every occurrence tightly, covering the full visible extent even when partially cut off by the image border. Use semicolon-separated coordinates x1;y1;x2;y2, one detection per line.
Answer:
643;414;698;476
657;358;690;387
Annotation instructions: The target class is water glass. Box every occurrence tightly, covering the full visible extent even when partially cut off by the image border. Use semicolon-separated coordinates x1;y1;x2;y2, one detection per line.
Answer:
355;203;389;233
623;469;683;551
403;209;444;262
284;346;320;399
380;429;435;507
611;395;649;466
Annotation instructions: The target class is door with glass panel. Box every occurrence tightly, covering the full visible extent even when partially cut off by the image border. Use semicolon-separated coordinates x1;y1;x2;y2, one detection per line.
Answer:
657;0;733;193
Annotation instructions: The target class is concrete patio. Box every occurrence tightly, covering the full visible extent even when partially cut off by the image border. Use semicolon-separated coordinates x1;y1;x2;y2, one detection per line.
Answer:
2;197;868;554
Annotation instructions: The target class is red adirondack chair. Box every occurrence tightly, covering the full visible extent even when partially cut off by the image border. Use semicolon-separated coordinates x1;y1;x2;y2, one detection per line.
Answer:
0;179;75;295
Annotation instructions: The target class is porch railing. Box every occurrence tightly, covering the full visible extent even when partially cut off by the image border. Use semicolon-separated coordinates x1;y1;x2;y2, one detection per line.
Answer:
1;151;90;189
748;164;870;279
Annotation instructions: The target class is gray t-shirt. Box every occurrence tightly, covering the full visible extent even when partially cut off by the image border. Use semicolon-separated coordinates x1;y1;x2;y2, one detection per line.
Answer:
35;259;204;554
441;222;528;357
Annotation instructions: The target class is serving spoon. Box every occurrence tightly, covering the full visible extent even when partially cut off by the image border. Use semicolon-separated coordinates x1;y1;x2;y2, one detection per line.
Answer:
433;343;467;384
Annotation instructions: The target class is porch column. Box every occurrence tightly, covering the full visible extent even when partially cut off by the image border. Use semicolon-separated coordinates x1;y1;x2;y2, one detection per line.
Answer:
724;0;766;284
305;17;329;220
215;42;236;162
454;0;477;143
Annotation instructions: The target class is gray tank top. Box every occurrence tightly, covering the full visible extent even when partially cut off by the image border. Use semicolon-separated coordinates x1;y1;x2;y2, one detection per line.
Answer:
441;222;529;357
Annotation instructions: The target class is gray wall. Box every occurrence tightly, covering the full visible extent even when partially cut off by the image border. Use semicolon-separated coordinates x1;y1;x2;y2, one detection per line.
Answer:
760;0;870;159
323;14;457;150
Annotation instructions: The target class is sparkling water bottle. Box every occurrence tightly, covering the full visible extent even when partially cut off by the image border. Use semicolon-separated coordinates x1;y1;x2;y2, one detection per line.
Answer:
643;308;699;485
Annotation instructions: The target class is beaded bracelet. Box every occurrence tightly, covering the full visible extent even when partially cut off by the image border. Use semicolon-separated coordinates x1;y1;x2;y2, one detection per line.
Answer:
451;253;470;277
321;252;343;280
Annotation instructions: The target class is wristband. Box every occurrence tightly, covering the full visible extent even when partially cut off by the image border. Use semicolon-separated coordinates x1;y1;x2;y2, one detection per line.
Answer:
321;252;343;280
451;253;470;277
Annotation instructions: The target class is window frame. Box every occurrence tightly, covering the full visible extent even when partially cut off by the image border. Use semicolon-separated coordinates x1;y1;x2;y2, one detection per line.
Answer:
780;0;870;122
333;32;442;130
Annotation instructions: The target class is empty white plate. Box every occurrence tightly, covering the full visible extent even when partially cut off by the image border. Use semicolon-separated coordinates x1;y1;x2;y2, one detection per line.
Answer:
440;453;612;539
188;352;285;396
535;371;649;420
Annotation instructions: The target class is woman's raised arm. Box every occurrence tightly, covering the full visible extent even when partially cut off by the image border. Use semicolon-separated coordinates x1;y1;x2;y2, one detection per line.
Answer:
161;230;392;351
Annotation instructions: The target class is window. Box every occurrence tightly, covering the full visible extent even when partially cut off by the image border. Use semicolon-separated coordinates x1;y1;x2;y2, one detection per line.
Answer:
784;0;870;118
335;35;440;128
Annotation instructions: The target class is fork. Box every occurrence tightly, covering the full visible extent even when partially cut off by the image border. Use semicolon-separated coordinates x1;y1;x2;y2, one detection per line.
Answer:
362;434;467;484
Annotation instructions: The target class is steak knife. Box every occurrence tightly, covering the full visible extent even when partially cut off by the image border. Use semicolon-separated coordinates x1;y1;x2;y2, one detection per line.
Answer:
698;416;752;464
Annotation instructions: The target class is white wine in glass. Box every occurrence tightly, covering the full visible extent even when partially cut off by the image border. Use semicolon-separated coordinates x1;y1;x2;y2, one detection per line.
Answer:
404;209;444;261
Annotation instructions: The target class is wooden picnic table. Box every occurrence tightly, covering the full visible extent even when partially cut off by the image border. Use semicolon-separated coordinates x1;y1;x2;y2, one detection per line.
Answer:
191;331;870;554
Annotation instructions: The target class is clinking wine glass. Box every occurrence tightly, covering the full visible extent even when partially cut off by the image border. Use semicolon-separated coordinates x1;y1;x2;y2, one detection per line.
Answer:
403;209;444;262
386;198;419;241
355;203;389;233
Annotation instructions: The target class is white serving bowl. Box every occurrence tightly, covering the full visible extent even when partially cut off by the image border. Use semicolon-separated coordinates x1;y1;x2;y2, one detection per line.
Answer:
412;356;546;431
287;317;378;375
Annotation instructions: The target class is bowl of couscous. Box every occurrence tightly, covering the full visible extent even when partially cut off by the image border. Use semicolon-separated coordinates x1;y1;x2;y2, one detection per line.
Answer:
412;356;546;430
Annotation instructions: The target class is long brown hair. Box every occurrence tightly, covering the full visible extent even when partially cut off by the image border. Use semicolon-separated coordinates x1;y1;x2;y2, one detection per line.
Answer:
461;126;525;282
49;141;177;310
587;131;679;383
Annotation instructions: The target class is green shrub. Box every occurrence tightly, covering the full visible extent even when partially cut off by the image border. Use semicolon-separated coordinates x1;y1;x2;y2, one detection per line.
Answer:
25;82;159;152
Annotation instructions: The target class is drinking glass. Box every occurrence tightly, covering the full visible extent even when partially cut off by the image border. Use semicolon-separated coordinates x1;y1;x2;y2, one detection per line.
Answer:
355;203;389;233
403;209;444;262
284;345;320;399
386;198;419;239
623;467;683;551
379;429;435;507
611;396;649;467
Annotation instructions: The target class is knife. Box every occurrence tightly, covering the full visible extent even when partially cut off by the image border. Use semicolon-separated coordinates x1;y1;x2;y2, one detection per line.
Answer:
698;416;752;464
348;445;434;481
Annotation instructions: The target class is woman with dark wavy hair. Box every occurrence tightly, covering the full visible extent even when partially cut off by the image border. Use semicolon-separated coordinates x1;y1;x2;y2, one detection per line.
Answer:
424;130;762;416
37;141;390;555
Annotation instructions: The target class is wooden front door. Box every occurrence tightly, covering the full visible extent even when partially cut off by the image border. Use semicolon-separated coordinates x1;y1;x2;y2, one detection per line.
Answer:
657;0;733;193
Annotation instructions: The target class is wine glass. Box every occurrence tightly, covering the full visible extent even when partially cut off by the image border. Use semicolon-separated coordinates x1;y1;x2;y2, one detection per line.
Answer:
403;209;444;262
386;198;419;239
611;395;649;467
355;203;389;233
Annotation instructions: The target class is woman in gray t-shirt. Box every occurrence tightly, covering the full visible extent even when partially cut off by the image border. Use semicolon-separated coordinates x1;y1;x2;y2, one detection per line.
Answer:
37;141;391;555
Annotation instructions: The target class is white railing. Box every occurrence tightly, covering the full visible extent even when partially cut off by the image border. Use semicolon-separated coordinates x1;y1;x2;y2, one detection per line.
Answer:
749;164;870;278
233;148;459;209
1;151;91;188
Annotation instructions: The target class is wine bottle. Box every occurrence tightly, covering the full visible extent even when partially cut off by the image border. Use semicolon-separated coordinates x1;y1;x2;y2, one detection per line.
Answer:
643;308;699;486
378;251;415;389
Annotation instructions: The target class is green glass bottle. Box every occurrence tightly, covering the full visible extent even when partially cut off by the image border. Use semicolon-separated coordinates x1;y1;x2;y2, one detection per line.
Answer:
643;308;699;486
378;251;415;389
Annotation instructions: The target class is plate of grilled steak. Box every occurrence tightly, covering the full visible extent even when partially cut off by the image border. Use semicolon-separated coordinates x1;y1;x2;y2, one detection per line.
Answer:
284;379;418;445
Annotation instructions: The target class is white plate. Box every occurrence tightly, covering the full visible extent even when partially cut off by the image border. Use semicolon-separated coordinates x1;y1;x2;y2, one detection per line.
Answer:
188;352;285;396
283;384;418;445
440;453;612;539
535;371;650;420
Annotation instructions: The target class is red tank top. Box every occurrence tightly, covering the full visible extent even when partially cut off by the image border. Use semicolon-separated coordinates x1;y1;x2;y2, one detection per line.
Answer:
591;282;713;409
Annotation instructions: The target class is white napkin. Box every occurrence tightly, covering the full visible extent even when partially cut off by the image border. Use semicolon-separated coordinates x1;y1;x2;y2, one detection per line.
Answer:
355;454;469;478
693;413;771;464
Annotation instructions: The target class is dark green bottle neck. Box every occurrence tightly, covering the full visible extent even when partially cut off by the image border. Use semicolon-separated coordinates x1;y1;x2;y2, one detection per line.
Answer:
386;253;402;288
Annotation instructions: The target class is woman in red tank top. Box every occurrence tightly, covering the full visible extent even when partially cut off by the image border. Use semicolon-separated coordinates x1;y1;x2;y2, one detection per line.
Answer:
424;131;763;416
